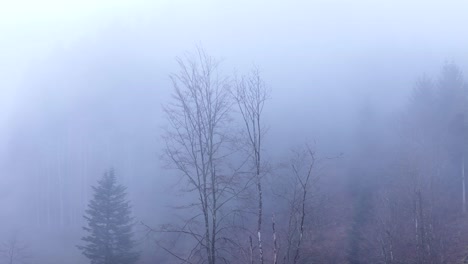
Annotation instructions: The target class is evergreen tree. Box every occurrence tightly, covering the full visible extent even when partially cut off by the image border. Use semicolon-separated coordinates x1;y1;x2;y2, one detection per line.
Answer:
78;170;139;264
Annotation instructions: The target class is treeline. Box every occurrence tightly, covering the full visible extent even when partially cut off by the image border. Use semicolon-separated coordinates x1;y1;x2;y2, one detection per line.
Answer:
346;63;468;264
146;49;468;264
76;49;468;264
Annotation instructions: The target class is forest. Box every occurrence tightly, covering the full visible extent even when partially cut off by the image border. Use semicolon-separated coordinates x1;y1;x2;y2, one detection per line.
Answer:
141;52;468;264
1;0;468;263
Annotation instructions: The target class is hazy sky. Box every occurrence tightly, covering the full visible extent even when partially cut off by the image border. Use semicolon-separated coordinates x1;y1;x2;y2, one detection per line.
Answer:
2;0;468;125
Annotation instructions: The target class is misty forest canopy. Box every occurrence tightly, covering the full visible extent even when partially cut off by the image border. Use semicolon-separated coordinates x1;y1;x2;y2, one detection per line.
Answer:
141;49;468;264
3;48;468;264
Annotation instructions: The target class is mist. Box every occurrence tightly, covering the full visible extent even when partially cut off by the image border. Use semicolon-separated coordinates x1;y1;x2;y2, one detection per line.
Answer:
1;0;468;263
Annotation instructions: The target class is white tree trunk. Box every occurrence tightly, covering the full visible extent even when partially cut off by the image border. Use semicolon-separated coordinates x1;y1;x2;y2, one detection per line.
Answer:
463;154;466;214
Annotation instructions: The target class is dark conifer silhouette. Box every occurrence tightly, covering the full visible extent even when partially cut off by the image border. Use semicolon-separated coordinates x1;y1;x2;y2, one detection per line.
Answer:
78;169;139;264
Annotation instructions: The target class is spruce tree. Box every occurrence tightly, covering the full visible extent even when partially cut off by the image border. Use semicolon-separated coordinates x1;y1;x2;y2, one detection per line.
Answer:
78;169;139;264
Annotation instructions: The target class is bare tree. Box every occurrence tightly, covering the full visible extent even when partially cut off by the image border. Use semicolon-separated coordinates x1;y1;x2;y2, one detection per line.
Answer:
282;144;318;264
0;234;30;264
159;48;240;264
272;214;279;264
233;67;269;264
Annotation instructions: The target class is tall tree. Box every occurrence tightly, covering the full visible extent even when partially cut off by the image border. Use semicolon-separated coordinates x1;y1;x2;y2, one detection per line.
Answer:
78;169;139;264
161;48;238;264
437;63;467;214
233;67;269;264
284;144;318;264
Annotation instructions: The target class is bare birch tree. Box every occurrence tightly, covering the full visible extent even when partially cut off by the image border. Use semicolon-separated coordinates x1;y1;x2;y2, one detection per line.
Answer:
283;144;318;264
233;68;269;264
160;48;238;264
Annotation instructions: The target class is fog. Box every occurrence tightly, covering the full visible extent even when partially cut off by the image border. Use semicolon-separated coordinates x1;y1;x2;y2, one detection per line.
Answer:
1;0;468;263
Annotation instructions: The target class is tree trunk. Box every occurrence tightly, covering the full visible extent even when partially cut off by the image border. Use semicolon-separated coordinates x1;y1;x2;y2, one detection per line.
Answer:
463;153;466;214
